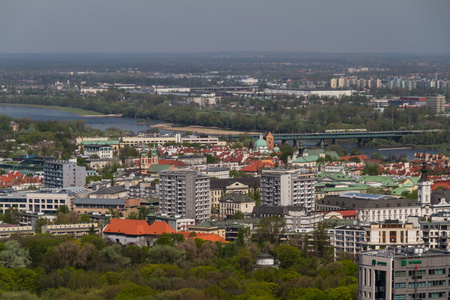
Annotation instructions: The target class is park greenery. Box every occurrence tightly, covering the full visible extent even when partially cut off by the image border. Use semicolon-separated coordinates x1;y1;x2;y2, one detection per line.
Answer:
0;218;358;300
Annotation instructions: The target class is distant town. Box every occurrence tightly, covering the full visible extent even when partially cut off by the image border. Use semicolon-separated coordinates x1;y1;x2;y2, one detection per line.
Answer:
0;52;449;299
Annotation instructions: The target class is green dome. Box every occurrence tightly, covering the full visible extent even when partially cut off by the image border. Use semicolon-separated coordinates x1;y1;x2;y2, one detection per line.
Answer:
254;138;268;148
273;146;280;152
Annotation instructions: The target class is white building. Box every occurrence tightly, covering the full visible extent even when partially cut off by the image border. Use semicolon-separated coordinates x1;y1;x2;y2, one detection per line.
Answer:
83;144;114;159
260;169;316;211
44;159;86;188
159;170;211;223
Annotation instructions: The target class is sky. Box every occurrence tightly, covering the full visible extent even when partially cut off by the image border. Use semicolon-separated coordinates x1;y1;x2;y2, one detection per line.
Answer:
1;0;449;54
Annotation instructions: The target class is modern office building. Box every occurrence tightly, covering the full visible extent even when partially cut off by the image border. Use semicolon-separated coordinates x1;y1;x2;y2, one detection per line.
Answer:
358;247;450;300
426;95;446;114
260;169;315;211
44;160;86;188
0;191;72;214
159;170;211;223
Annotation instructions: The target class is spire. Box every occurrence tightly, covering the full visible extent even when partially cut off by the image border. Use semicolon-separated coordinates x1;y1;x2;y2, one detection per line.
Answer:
419;161;428;182
141;143;147;157
152;143;158;156
320;140;324;153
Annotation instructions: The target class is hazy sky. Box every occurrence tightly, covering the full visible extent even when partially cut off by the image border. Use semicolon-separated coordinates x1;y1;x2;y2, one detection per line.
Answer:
1;0;449;54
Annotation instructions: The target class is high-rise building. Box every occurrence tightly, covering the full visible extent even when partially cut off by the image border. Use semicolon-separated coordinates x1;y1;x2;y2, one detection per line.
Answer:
159;170;210;223
260;169;315;211
44;160;86;188
330;78;338;89
358;247;450;300
426;95;446;114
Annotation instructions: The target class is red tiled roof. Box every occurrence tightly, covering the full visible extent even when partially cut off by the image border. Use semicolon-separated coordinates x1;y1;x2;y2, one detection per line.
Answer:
158;159;187;166
180;231;225;243
340;155;368;161
104;219;176;236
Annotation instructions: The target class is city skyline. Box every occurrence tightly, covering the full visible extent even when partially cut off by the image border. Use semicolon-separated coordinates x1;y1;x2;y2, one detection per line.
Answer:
1;0;450;54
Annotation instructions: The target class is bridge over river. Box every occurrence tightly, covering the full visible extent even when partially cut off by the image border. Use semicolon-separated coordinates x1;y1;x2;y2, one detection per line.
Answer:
232;130;439;146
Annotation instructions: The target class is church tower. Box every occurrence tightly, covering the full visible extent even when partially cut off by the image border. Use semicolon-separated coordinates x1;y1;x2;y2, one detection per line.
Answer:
140;143;149;174
417;161;432;206
151;143;159;165
265;132;274;151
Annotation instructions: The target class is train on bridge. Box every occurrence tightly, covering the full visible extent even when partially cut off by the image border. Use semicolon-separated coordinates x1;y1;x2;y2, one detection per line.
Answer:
325;129;367;133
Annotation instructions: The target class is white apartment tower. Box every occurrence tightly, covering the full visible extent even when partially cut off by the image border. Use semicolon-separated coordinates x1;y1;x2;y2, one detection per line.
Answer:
44;160;86;188
159;170;211;223
260;169;315;211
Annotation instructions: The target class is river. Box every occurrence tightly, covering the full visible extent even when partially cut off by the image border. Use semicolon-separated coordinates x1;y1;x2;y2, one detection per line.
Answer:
0;104;442;161
0;104;167;133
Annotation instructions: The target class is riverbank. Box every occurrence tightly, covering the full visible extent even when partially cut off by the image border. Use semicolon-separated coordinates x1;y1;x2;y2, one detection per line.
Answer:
0;103;118;117
152;123;258;136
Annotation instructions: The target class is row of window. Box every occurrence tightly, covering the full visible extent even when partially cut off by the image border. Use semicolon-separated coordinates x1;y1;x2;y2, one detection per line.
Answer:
395;280;446;289
396;268;446;277
395;292;446;300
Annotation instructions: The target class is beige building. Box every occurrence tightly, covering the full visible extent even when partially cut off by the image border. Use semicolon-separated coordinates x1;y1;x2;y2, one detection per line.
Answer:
0;225;34;239
210;178;260;210
188;224;226;239
365;221;421;250
219;192;255;219
42;223;101;237
426;95;446;114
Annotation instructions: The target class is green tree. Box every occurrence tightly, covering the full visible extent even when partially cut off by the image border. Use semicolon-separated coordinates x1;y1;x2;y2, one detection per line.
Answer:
231;211;245;219
273;244;302;269
3;207;20;224
0;240;31;268
35;217;49;233
236;226;252;248
257;216;286;245
56;205;70;214
79;214;91;223
313;222;330;260
362;162;381;175
138;206;150;220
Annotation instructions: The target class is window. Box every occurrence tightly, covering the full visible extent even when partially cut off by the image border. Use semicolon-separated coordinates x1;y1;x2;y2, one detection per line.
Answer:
408;293;426;300
409;270;426;276
429;291;445;298
394;295;405;300
429;268;445;275
428;280;445;287
394;282;406;289
395;271;406;277
408;282;425;288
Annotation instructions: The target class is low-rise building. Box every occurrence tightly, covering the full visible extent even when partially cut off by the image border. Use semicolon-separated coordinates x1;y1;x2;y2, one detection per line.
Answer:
83;144;114;159
201;167;230;179
42;223;101;237
103;218;175;247
0;191;72;214
89;186;128;199
365;221;422;250
219;192;255;219
0;225;34;239
210;177;260;210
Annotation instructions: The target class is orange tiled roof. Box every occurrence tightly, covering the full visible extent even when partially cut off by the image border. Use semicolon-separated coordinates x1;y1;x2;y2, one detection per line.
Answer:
104;219;176;236
180;231;225;243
